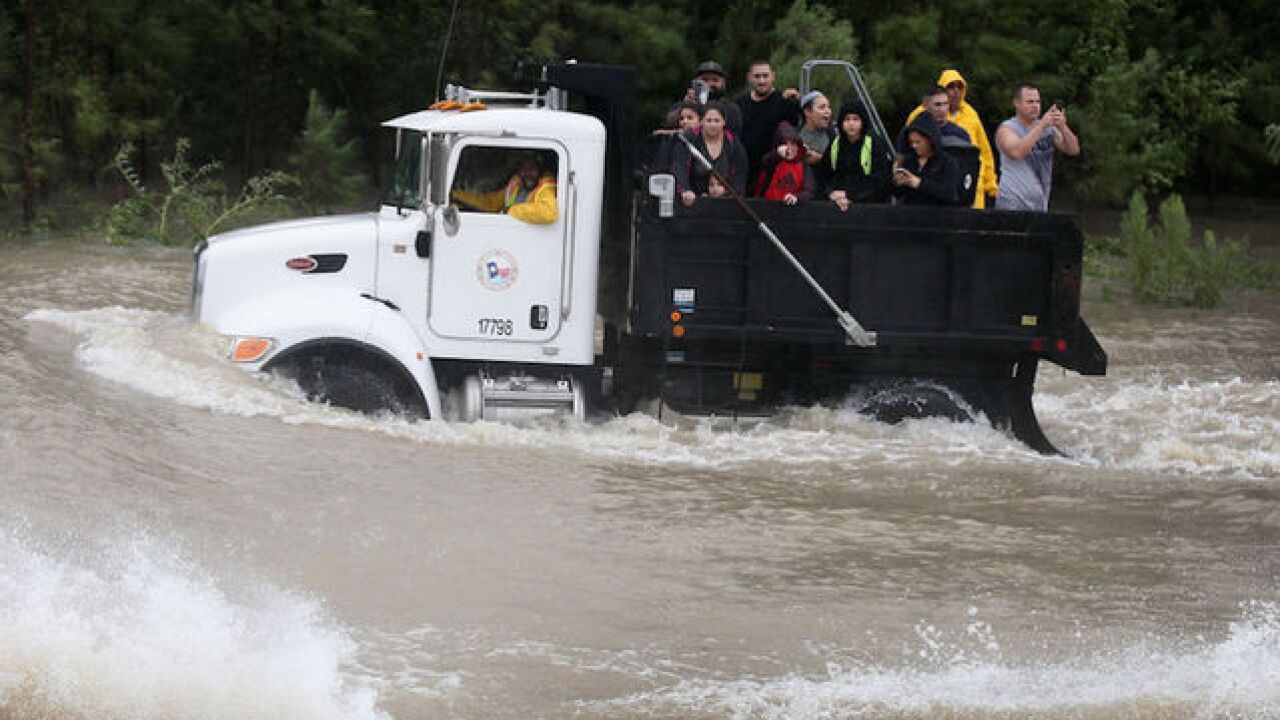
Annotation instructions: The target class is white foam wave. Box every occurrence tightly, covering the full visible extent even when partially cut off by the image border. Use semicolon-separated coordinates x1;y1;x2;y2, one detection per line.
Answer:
19;307;1037;471
1039;371;1280;480
0;526;386;720
593;603;1280;719
24;307;1277;479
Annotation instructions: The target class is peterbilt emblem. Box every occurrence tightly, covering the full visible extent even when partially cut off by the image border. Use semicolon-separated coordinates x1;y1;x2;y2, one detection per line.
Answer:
285;254;347;274
477;249;518;291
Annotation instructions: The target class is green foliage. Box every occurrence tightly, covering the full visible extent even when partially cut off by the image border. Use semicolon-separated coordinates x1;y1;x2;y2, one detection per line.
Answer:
769;0;859;92
1118;191;1272;307
862;11;945;121
108;139;295;245
1073;48;1243;204
289;90;368;214
6;0;1280;221
1268;124;1280;164
519;0;693;129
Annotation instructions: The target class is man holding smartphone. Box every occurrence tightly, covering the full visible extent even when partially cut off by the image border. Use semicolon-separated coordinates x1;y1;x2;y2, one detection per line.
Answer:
994;84;1080;212
678;60;742;134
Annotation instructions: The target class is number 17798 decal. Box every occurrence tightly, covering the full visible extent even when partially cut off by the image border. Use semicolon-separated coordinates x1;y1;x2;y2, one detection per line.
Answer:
478;318;514;336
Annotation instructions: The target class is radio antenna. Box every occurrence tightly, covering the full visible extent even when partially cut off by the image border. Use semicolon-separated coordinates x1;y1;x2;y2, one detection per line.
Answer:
434;0;462;102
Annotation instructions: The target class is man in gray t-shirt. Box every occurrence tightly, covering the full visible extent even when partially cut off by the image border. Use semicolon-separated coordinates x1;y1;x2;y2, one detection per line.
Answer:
994;84;1079;212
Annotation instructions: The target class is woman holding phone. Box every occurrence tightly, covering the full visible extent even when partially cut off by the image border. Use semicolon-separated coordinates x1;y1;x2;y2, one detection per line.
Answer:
892;113;962;206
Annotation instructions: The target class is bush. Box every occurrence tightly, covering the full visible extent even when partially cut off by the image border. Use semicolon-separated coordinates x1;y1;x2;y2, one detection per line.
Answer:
108;139;295;245
1118;191;1274;307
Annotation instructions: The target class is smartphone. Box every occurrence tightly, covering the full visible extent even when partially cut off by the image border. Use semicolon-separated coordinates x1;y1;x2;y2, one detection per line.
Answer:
690;79;710;105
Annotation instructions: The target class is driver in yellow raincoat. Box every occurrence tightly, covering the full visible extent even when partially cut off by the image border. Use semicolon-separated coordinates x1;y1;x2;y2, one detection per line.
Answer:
452;155;558;224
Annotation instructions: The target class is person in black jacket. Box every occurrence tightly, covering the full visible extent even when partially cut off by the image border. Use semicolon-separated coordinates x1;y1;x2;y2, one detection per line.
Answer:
893;112;962;206
816;100;891;210
736;60;800;184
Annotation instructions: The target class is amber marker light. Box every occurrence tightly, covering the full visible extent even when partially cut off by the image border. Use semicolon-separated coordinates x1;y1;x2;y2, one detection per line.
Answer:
231;337;273;362
669;310;683;323
671;325;686;338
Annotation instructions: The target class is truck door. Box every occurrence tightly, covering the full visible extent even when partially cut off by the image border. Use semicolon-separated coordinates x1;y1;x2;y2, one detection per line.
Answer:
428;140;569;342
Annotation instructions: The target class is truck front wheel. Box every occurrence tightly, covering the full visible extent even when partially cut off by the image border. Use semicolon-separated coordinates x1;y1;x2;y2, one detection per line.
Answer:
271;346;429;420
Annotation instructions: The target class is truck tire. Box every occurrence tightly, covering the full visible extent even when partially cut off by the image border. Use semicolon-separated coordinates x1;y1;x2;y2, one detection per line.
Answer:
292;355;428;420
855;382;973;424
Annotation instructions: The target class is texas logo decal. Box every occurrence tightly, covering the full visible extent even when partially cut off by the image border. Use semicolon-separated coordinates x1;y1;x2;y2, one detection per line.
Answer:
477;249;518;291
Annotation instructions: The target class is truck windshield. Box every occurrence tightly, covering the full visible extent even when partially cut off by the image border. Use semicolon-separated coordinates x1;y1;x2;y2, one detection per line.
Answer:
382;130;423;207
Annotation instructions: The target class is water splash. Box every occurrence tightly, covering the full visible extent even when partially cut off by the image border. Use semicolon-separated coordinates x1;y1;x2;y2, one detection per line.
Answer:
24;307;1278;479
590;603;1280;719
0;525;386;720
1038;371;1280;480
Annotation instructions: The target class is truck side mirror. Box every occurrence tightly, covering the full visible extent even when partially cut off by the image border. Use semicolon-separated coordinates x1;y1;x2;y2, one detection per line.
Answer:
441;204;460;237
648;174;675;218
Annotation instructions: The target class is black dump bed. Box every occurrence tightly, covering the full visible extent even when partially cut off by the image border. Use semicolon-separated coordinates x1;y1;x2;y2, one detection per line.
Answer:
619;198;1107;453
630;199;1105;375
546;61;1105;451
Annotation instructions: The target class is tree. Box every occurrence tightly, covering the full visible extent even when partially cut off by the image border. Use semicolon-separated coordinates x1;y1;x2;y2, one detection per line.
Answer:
20;0;36;223
289;90;369;214
768;0;859;94
1072;48;1241;203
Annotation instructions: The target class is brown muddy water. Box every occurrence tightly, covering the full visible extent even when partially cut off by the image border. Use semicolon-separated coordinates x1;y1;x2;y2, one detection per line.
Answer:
1;238;1278;719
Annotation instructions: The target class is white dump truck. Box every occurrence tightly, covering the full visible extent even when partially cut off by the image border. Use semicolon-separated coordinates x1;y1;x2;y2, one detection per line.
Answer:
191;62;1106;452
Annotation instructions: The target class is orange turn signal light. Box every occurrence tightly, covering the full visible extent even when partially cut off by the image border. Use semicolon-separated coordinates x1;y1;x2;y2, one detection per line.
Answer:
231;337;273;362
670;310;682;323
672;325;686;338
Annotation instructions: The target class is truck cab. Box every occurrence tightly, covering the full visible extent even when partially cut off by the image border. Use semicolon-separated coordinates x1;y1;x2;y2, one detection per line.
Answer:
194;84;607;421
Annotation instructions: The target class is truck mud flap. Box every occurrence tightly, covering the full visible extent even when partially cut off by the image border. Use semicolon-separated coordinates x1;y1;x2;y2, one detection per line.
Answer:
931;359;1059;455
836;360;1059;455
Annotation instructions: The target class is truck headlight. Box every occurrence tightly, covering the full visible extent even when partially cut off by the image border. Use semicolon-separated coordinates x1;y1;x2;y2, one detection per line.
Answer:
230;337;274;362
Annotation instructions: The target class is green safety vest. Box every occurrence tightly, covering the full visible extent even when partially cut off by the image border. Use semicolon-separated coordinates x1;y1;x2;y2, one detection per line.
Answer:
830;136;873;176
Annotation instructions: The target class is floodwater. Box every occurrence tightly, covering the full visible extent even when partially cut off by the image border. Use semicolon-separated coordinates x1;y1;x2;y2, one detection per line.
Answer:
2;238;1278;719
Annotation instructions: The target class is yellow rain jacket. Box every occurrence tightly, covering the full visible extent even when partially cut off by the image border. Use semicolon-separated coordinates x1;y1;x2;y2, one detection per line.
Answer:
907;69;998;209
452;174;558;224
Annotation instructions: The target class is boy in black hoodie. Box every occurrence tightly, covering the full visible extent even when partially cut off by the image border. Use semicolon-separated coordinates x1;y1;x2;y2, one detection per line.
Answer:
893;113;962;206
817;100;892;210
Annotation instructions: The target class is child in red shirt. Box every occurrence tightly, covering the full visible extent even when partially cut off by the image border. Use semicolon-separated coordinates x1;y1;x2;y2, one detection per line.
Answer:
752;122;816;205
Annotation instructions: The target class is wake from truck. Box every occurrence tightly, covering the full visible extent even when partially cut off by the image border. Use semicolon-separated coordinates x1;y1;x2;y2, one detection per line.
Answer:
24;307;1277;480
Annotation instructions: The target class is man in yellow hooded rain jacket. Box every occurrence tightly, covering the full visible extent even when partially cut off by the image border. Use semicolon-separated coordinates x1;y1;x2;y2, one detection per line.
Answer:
905;69;997;209
452;154;558;224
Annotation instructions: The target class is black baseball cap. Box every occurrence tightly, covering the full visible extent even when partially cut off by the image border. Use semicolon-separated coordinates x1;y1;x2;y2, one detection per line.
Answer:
693;61;726;78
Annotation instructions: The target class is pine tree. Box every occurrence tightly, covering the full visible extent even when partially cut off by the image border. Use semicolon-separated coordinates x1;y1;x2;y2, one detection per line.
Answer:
289;90;369;214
